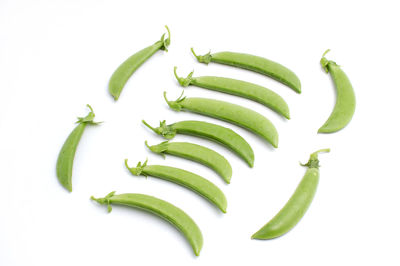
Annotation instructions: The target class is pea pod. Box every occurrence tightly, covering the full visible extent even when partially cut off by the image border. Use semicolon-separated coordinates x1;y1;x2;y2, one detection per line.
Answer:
251;149;330;240
142;120;254;167
164;92;279;148
108;26;170;100
191;48;301;93
125;159;227;213
91;191;203;256
318;50;356;133
56;105;99;192
146;140;232;183
174;67;290;119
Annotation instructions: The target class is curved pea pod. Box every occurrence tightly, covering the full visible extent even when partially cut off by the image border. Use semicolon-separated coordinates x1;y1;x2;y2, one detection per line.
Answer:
318;50;356;133
56;105;100;192
146;140;232;183
91;191;203;256
164;92;279;148
191;48;301;93
251;149;330;240
142;120;254;167
108;26;170;100
125;159;227;213
174;67;290;119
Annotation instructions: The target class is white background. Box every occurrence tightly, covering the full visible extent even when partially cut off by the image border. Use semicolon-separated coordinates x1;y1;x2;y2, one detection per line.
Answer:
1;0;399;265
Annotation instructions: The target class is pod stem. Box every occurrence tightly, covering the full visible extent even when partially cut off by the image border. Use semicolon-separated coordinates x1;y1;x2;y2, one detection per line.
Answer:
76;104;101;125
174;66;194;87
142;120;158;133
159;25;171;52
164;91;185;111
190;48;212;64
145;140;168;159
301;148;330;169
91;191;116;213
142;120;176;139
125;159;148;177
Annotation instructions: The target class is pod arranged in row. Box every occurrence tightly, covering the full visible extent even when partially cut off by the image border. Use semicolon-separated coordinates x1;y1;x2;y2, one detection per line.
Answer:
318;50;356;133
191;48;301;93
164;92;279;148
143;120;254;167
125;159;227;213
174;67;290;119
108;26;171;100
56;105;100;192
91;191;203;256
146;140;232;184
252;149;329;240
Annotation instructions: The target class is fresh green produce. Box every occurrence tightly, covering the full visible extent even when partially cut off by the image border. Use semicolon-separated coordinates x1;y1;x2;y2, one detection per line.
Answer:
251;149;330;240
191;48;301;93
108;26;170;100
318;50;356;133
146;140;232;183
174;67;290;119
164;92;279;148
125;159;227;213
91;191;203;256
142;120;254;167
56;105;99;192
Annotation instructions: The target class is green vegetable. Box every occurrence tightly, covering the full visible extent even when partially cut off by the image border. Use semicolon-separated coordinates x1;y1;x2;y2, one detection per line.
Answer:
318;50;356;133
142;120;254;167
91;191;203;256
108;26;170;100
174;67;290;119
164;91;279;148
146;140;232;183
251;149;330;240
56;105;99;192
191;49;301;93
125;159;227;213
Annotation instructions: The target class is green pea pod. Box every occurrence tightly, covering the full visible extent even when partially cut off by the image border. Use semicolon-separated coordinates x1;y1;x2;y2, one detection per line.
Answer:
164;91;279;148
318;50;356;133
125;159;227;213
142;120;254;167
174;67;290;119
251;149;329;240
145;140;232;183
108;26;170;100
56;105;100;192
91;191;203;256
191;48;301;93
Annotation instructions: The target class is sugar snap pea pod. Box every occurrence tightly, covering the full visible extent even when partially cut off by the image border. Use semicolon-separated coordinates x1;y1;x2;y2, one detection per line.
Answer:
56;105;100;192
164;92;279;148
174;67;290;119
251;149;330;240
108;26;170;100
142;120;254;167
191;48;301;93
91;191;203;256
125;159;227;213
145;140;232;183
318;50;356;133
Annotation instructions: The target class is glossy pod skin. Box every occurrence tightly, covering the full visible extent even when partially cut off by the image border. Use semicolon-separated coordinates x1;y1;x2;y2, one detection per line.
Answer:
251;149;330;240
142;120;254;167
191;49;301;93
146;140;232;183
56;105;99;192
164;92;279;148
318;50;356;133
91;191;203;256
174;67;290;119
108;26;170;100
125;159;227;213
